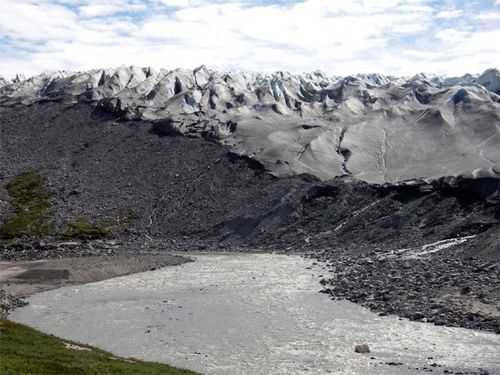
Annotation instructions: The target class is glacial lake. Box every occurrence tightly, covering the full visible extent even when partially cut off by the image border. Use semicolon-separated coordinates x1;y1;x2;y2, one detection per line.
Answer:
10;253;500;375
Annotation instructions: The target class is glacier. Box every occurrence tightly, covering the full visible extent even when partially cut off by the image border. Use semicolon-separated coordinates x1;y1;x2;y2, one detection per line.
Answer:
1;66;499;184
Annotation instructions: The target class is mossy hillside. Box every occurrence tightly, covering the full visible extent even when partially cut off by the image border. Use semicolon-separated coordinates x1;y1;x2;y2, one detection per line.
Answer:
62;218;110;240
0;171;55;240
62;212;139;240
113;211;139;229
0;320;198;375
1;171;140;242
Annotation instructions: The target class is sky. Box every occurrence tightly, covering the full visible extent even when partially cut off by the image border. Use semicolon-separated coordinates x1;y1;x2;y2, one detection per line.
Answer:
0;0;499;79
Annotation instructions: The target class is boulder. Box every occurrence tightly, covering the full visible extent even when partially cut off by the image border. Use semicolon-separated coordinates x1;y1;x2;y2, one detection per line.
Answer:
354;344;370;353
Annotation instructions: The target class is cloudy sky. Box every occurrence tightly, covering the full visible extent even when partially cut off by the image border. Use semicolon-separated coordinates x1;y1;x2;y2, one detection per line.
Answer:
1;0;499;78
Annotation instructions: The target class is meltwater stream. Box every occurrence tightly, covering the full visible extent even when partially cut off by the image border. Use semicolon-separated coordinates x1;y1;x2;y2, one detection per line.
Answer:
10;254;499;375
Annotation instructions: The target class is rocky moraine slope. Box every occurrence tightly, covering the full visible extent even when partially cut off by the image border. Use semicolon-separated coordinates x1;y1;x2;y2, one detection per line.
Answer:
0;67;499;332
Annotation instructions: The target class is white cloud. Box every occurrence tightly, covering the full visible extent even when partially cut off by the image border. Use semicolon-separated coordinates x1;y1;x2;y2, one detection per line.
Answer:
159;0;190;7
79;4;123;17
435;28;470;43
397;4;433;12
0;1;78;41
475;11;500;20
0;0;498;79
392;24;428;33
78;0;148;17
436;10;463;18
79;4;146;17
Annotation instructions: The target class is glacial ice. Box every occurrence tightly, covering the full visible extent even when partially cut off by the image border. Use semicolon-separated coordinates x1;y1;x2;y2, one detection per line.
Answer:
1;66;499;184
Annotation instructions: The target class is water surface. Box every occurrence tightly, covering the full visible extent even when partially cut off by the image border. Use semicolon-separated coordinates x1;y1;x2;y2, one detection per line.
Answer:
11;254;499;374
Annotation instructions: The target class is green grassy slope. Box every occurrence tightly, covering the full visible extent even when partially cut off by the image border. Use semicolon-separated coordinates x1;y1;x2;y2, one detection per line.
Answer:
0;320;198;375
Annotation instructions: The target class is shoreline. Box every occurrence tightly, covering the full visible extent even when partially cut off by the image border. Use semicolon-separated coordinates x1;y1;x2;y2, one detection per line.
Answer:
0;249;274;318
312;245;500;334
0;252;192;318
2;247;499;335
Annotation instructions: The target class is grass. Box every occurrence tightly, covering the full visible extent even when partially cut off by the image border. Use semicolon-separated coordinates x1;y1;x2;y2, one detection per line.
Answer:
0;171;55;240
114;211;139;229
0;320;198;375
62;218;110;240
62;211;140;240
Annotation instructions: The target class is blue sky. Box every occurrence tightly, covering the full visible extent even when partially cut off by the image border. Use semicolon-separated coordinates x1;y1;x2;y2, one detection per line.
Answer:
0;0;499;78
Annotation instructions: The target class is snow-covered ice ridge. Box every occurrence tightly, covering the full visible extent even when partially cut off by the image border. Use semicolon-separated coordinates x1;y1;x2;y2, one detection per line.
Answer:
1;66;499;184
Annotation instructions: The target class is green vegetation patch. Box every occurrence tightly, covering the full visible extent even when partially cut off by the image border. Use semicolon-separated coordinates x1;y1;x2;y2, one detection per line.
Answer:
0;171;139;242
62;218;110;240
0;319;198;375
115;211;139;229
0;171;55;240
63;211;139;240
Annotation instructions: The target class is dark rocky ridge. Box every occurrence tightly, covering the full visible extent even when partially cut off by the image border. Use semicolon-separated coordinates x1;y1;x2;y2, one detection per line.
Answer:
0;102;498;332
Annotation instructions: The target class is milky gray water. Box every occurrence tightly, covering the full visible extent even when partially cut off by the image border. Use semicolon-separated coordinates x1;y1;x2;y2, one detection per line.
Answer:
10;254;499;375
